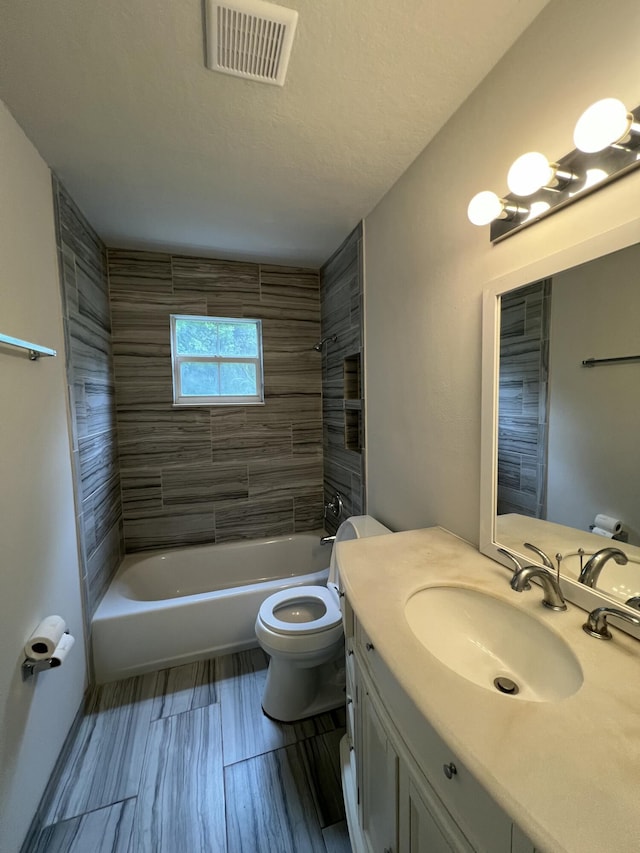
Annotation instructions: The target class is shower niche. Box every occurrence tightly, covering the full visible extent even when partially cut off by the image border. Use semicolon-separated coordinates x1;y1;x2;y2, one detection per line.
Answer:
343;353;362;453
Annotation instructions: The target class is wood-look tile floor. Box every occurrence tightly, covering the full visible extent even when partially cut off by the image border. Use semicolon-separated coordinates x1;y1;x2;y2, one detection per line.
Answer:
30;648;351;853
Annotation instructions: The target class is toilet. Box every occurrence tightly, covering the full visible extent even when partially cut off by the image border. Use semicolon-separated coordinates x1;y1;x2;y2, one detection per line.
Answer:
255;515;391;722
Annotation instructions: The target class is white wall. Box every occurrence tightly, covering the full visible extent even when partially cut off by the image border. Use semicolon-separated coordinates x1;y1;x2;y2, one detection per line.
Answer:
0;100;87;852
364;0;640;544
547;243;640;545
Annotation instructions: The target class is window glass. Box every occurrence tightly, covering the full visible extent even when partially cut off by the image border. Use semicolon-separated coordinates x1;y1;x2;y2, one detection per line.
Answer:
170;315;263;406
180;362;220;396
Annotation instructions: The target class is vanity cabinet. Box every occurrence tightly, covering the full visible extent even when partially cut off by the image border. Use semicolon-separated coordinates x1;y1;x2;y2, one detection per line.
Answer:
343;597;535;853
359;682;398;852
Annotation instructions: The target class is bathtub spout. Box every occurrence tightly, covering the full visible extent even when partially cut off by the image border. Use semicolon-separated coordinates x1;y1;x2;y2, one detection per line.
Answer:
320;535;336;546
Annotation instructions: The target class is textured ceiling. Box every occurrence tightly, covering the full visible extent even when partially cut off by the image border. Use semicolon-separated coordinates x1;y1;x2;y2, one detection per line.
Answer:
0;0;550;266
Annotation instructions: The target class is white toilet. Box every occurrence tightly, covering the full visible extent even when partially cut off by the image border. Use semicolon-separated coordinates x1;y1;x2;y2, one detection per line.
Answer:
255;515;391;722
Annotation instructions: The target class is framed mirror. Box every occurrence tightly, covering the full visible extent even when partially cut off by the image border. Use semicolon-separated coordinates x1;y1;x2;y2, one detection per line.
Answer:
480;220;640;622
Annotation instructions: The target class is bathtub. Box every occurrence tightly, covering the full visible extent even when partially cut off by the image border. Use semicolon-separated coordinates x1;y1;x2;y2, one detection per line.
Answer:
92;531;329;683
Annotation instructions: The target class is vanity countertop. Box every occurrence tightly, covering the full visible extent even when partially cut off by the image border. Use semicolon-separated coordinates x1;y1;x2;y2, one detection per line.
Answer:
337;526;640;853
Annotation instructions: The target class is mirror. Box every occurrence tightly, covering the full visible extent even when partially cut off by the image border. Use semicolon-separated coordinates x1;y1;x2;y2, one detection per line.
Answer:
480;224;640;619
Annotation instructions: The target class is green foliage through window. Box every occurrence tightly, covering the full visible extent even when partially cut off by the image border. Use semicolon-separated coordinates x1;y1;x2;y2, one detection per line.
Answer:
175;318;258;358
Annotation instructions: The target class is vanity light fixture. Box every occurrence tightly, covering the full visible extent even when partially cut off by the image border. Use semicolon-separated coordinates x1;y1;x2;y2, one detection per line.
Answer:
467;191;527;226
507;152;576;196
568;168;608;197
573;98;640;153
469;96;640;241
522;200;551;222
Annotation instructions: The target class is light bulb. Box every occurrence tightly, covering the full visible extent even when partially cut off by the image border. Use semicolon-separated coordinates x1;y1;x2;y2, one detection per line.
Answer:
573;98;633;153
507;152;555;196
467;191;504;226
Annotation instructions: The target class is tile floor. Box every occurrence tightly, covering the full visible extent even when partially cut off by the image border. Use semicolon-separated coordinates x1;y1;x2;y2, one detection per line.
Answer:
28;648;351;853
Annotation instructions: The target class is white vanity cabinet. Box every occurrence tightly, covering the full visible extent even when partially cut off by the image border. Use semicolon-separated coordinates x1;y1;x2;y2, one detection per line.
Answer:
343;598;535;853
358;681;398;853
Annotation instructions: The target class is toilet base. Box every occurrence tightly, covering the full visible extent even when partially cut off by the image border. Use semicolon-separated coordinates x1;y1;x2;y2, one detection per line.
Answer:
261;654;345;722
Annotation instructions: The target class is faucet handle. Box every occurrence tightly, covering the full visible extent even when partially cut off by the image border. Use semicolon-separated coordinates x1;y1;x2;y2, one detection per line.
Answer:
523;542;554;570
497;548;525;573
625;596;640;611
583;606;640;639
324;492;344;520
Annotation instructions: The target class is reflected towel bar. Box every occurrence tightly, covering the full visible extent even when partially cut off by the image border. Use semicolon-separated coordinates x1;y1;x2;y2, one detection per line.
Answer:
0;332;57;361
582;355;640;367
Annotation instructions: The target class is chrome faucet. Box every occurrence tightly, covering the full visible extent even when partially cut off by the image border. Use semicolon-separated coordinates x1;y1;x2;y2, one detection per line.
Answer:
510;565;567;611
578;547;628;588
583;606;640;639
320;535;336;546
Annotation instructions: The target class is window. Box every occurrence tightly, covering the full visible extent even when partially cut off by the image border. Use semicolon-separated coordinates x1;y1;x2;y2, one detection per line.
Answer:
170;315;264;406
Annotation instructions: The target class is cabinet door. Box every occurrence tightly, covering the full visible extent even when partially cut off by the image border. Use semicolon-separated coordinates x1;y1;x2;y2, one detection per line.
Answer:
399;761;474;853
359;686;398;853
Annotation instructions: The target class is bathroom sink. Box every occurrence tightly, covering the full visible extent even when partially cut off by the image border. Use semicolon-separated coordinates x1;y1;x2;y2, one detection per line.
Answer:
404;586;583;702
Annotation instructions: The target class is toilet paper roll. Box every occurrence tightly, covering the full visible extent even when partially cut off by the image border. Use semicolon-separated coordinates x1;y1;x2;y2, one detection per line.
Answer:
594;514;622;535
50;633;75;667
592;526;615;538
25;615;66;660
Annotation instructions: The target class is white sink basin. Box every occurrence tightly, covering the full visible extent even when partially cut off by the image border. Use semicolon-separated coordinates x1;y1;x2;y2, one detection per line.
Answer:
404;586;583;702
559;551;640;602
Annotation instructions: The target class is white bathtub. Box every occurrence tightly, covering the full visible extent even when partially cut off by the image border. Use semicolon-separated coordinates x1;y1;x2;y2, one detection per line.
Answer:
92;531;329;683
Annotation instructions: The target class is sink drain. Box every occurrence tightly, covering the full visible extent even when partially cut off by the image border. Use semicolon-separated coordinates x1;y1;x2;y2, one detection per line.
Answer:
493;676;519;695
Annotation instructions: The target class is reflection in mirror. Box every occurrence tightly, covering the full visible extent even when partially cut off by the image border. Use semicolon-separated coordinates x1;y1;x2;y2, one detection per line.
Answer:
491;242;640;610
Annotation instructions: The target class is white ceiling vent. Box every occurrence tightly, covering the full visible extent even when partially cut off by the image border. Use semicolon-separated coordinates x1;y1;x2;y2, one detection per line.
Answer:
205;0;298;87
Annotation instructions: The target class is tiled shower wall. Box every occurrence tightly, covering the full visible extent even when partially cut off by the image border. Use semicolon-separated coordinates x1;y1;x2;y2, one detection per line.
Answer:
52;178;124;620
107;251;323;551
497;279;551;518
320;223;366;533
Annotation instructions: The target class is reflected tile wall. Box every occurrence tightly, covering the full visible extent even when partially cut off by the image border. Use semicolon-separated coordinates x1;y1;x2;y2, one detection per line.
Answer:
497;279;551;518
52;177;124;622
107;251;323;551
320;223;366;533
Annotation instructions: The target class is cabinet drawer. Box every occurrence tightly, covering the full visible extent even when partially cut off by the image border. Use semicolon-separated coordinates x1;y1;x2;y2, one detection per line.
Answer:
356;624;512;852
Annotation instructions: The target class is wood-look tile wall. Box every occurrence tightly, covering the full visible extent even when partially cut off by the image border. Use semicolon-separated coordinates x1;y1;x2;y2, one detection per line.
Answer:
498;279;551;518
320;223;366;533
52;177;124;621
107;250;323;551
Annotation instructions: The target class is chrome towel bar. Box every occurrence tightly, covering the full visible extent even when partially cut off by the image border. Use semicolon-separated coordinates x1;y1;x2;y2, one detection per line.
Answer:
0;332;57;361
582;354;640;367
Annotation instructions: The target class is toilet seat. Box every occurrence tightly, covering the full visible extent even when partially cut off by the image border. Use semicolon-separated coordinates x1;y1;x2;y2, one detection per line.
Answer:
258;586;341;635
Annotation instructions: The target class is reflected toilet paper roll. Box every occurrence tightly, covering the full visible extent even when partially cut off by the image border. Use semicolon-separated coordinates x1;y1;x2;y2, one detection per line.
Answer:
50;633;75;667
592;526;615;538
25;615;66;660
593;514;622;535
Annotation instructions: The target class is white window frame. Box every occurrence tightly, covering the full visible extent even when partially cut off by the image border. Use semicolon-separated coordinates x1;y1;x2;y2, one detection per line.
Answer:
170;315;264;406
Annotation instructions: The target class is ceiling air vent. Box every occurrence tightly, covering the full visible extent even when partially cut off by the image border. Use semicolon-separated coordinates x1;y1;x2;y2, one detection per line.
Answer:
205;0;298;87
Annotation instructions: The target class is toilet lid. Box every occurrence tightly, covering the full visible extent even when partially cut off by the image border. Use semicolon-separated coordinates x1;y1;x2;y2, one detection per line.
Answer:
259;586;342;635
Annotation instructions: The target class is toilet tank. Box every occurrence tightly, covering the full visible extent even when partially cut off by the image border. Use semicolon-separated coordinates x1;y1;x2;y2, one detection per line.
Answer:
328;515;391;586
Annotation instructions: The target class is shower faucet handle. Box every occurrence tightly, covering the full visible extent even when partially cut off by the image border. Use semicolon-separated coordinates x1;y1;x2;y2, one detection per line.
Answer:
324;492;344;520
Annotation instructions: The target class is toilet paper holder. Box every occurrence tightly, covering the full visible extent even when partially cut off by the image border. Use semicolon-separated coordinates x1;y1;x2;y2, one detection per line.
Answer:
21;631;74;681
